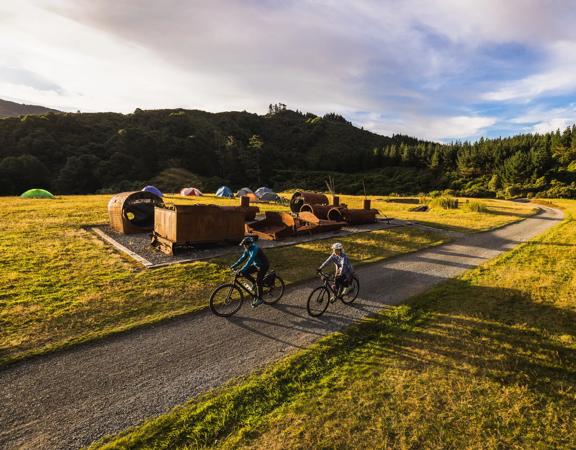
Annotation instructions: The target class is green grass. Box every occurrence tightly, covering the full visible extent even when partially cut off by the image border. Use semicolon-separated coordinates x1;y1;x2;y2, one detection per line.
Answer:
92;200;575;449
0;193;453;366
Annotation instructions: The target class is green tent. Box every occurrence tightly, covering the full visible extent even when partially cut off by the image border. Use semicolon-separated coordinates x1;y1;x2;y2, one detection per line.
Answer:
20;188;55;199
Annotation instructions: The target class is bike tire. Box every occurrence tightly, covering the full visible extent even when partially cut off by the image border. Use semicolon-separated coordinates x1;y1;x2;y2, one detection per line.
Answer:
262;275;285;305
307;286;330;317
209;283;243;317
341;276;360;304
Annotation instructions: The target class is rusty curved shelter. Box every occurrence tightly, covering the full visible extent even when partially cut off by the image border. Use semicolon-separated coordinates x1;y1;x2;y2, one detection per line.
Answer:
108;191;164;234
289;191;329;212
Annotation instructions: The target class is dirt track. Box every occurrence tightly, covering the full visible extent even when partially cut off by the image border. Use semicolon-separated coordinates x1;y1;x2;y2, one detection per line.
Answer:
0;206;563;449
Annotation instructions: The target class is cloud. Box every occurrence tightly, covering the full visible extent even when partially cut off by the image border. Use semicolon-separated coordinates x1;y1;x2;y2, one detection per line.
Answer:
363;113;496;142
1;0;576;140
482;42;576;102
506;103;576;134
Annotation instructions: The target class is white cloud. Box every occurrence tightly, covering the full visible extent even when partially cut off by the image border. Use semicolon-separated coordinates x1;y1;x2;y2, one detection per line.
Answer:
364;114;496;141
507;104;576;134
482;42;576;102
532;118;573;134
1;0;576;140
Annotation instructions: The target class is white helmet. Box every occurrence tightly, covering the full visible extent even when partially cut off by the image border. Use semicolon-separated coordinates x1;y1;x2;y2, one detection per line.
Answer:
331;242;343;251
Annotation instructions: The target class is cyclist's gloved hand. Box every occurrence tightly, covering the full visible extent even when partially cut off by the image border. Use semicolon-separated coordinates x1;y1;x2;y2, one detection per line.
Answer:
316;268;322;273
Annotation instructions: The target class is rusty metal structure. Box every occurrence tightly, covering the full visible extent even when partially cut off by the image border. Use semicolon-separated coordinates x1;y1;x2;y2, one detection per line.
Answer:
245;212;297;240
221;195;259;221
299;203;333;219
152;204;246;255
246;210;346;241
327;207;344;222
289;191;329;213
108;191;164;234
341;208;379;225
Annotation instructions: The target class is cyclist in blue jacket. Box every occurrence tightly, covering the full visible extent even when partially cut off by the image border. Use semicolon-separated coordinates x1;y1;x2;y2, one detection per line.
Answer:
231;237;269;307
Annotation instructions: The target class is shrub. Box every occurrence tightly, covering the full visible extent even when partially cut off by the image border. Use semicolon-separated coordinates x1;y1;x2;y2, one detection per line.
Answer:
429;196;459;210
465;201;488;213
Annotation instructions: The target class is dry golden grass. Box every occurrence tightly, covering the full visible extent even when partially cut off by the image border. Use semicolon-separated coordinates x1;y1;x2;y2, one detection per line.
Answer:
93;200;575;450
0;193;449;366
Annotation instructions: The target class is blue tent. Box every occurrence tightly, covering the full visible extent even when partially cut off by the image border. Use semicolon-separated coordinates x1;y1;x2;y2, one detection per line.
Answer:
216;186;233;198
142;185;163;198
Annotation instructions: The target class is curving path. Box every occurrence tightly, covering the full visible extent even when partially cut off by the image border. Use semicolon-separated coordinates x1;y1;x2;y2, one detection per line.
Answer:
0;206;563;449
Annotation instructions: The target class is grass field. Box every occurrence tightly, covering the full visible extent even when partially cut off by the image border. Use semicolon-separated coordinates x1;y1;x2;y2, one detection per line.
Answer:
0;194;535;366
92;200;575;449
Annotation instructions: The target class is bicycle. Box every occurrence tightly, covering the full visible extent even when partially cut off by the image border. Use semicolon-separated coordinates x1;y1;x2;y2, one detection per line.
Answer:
306;270;360;317
209;269;285;317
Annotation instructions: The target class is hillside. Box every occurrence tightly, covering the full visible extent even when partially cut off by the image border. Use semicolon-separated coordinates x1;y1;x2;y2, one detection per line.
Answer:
0;106;429;195
0;98;59;118
1;103;576;198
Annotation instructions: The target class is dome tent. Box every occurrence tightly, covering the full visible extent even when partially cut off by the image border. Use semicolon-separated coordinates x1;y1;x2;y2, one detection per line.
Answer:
216;186;233;198
259;191;282;202
20;188;54;199
180;187;203;196
142;185;163;198
255;186;273;198
236;187;253;197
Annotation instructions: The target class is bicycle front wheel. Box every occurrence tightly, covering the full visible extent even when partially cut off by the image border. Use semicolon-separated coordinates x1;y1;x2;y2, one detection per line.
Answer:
209;283;243;317
262;275;285;305
341;276;360;304
307;286;330;317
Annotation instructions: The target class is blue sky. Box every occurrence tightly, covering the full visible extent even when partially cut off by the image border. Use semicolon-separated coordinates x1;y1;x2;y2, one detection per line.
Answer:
2;0;576;142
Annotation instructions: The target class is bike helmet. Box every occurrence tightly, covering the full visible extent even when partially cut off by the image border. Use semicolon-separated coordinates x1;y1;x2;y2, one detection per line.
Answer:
331;242;343;250
240;236;255;246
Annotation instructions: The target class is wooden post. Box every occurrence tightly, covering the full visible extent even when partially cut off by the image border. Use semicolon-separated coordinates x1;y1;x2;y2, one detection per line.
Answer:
333;195;340;206
363;199;371;210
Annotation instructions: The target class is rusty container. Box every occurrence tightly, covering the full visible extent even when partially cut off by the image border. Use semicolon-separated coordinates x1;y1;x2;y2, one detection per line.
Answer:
333;195;340;206
299;203;333;219
342;208;378;225
240;195;250;208
154;204;245;244
108;191;164;234
221;205;260;221
363;199;372;210
289;191;329;212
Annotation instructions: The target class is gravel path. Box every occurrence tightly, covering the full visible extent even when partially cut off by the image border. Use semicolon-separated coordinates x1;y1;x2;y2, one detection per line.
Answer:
0;206;563;449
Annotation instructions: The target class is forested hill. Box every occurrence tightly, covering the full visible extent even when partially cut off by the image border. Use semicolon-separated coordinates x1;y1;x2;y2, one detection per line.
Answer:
0;107;424;195
1;105;576;198
0;99;59;118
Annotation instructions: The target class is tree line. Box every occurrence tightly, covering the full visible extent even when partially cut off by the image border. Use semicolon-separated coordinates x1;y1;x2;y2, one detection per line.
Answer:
0;106;575;198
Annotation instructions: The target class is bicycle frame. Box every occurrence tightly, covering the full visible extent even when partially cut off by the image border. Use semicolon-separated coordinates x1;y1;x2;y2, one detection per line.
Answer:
231;272;256;297
318;271;338;295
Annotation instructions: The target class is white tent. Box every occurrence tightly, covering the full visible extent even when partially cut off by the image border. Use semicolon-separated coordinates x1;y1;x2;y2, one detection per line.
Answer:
236;187;253;197
180;187;203;196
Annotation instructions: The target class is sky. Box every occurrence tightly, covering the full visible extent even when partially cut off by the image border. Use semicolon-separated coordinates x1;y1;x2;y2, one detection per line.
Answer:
2;0;576;142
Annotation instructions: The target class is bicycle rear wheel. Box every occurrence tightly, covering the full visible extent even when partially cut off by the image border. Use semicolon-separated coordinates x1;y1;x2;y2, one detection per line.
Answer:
341;276;360;304
262;274;285;305
209;283;243;317
307;286;330;317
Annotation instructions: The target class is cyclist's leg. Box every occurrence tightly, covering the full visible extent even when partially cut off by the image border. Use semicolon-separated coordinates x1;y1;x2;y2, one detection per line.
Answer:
255;265;269;299
243;266;257;289
334;274;345;297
